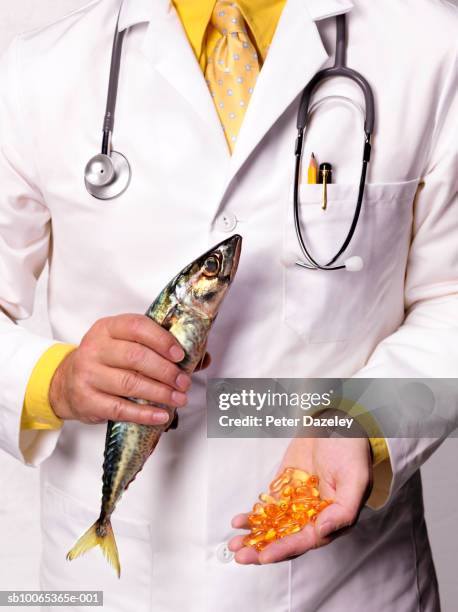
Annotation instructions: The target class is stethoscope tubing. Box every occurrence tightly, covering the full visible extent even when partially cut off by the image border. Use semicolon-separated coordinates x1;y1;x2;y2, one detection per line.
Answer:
85;7;375;272
292;13;374;271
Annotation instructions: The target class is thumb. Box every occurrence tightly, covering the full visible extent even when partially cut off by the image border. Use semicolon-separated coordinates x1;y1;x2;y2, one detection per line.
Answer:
315;477;366;540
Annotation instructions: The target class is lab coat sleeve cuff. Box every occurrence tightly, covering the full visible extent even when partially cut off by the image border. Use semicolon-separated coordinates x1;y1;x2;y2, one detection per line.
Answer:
21;343;76;430
0;323;65;467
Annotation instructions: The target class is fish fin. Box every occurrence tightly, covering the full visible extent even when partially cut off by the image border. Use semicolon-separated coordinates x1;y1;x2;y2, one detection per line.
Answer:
66;519;120;578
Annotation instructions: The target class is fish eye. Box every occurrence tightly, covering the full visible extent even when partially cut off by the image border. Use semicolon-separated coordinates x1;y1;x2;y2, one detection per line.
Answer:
203;255;220;277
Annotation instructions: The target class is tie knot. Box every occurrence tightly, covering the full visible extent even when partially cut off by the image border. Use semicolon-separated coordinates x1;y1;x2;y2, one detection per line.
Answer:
211;1;245;37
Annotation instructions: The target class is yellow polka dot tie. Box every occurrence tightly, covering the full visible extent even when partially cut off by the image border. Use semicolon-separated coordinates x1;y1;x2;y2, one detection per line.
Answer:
205;1;260;152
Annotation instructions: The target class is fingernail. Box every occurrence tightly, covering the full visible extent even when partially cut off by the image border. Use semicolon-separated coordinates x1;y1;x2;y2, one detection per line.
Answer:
172;391;187;406
319;522;335;538
170;346;184;361
152;411;170;425
176;373;191;390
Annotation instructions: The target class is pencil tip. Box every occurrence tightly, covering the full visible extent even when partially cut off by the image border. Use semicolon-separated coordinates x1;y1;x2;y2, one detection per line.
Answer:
311;152;315;158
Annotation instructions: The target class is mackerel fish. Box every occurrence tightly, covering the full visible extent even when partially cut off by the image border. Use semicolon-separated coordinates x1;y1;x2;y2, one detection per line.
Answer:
66;234;242;576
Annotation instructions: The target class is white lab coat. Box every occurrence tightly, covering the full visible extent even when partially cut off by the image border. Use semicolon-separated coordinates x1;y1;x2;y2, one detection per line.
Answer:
0;0;457;610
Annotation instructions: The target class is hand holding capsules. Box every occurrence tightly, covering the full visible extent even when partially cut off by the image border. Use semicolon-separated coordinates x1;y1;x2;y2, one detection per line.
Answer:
229;435;373;564
49;313;209;426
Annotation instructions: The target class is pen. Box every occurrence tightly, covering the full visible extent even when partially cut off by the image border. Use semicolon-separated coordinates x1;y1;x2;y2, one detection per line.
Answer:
318;162;332;210
307;153;318;184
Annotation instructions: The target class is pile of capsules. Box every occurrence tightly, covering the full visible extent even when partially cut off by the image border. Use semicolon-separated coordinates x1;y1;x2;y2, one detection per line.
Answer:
242;467;332;551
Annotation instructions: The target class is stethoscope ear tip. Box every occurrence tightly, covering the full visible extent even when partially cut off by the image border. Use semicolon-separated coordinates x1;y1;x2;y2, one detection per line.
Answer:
344;256;364;272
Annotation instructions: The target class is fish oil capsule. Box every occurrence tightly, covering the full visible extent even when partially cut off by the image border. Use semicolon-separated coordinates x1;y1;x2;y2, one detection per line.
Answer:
280;485;294;498
293;485;312;498
264;528;277;542
273;515;293;528
293;496;315;506
290;469;310;482
243;530;266;548
269;473;291;493
248;514;266;527
277;523;302;537
259;493;277;504
244;469;333;551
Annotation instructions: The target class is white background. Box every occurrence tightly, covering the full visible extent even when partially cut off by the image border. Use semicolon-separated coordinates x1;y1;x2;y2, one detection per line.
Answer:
0;2;457;610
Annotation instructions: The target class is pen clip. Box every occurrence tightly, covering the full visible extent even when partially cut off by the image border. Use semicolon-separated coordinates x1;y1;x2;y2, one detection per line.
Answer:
321;169;328;210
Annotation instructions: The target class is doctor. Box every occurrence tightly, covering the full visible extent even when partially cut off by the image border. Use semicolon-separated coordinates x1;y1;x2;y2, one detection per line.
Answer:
0;0;457;610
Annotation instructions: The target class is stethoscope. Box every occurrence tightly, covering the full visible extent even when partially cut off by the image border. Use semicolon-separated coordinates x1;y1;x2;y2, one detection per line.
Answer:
292;14;374;272
84;8;374;272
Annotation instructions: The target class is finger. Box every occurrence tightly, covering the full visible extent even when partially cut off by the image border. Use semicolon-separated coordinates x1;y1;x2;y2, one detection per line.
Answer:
107;315;185;362
257;524;317;564
231;513;250;529
85;392;172;426
228;535;246;552
315;476;368;539
99;339;191;391
92;365;188;408
234;547;261;565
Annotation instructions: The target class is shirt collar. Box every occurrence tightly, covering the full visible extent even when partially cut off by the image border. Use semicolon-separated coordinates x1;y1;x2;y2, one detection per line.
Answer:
171;0;215;59
172;0;288;60
117;0;354;39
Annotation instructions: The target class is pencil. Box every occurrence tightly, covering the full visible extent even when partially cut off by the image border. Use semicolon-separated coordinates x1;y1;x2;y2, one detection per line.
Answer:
307;153;318;184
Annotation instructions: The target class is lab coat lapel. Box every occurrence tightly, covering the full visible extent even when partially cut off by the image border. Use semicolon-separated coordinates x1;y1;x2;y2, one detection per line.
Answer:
140;0;228;155
225;0;346;183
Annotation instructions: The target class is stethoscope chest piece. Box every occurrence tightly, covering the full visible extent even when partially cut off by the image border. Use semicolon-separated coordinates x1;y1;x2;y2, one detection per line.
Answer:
84;151;131;200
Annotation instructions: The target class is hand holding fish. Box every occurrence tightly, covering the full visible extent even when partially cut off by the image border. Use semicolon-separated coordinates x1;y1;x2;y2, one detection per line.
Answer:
229;435;373;564
49;313;197;426
65;235;242;577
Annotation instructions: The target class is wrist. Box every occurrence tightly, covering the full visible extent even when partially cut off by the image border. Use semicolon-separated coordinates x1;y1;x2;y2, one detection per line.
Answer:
49;351;74;420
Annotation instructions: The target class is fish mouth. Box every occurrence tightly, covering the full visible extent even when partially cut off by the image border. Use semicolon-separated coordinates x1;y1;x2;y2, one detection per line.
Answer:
226;234;242;282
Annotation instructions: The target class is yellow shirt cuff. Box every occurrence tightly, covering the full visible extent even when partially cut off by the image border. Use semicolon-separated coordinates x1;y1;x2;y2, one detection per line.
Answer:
21;343;76;430
368;436;389;467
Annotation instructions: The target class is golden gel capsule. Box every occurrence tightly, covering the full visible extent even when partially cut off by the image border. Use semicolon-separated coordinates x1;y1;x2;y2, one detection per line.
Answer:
269;474;291;493
280;485;294;498
259;493;277;504
252;502;266;515
243;468;333;551
291;469;310;482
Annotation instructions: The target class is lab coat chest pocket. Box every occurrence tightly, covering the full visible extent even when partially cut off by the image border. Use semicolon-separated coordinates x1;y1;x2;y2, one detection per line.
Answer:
40;483;153;612
283;180;419;343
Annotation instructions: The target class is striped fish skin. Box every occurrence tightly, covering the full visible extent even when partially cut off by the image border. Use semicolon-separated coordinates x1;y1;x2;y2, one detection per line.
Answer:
67;235;242;575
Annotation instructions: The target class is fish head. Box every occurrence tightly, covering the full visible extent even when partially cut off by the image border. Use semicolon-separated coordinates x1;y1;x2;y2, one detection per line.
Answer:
175;235;242;319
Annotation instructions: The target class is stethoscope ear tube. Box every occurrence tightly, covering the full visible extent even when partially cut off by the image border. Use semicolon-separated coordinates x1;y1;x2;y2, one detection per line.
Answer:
297;15;375;135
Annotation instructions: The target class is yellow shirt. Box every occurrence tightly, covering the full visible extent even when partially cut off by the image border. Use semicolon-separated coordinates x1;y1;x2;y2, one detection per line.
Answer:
21;0;389;469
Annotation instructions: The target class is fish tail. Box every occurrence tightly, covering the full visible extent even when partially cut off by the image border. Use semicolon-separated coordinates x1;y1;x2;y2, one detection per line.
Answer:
66;518;120;578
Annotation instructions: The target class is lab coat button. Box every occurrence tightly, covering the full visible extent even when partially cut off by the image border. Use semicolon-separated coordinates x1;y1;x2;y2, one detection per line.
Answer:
216;212;237;232
216;542;234;563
